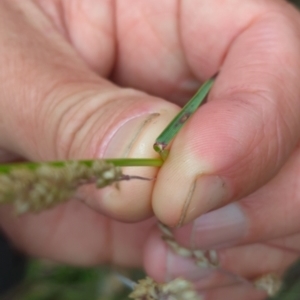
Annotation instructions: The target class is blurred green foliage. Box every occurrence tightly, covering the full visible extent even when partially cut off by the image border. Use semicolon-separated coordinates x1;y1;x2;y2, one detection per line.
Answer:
268;260;300;300
0;260;144;300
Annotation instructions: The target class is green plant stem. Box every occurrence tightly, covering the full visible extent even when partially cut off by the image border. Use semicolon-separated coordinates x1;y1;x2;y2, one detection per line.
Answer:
105;158;163;167
0;158;163;174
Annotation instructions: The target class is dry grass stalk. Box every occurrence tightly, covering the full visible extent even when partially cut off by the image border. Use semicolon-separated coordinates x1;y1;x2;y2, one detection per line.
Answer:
157;223;282;296
254;273;282;296
129;277;202;300
158;223;219;268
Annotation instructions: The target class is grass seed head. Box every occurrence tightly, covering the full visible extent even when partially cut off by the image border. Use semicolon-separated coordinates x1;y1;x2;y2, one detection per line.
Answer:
0;160;123;214
129;277;201;300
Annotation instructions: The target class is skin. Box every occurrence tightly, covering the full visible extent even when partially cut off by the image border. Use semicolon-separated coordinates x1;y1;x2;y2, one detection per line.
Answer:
0;0;300;299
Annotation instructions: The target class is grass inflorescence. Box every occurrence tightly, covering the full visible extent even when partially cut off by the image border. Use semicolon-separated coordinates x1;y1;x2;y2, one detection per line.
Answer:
0;158;162;214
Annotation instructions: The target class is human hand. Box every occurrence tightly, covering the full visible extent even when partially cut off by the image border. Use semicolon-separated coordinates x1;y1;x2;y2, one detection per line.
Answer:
1;1;300;299
0;0;178;264
144;0;300;299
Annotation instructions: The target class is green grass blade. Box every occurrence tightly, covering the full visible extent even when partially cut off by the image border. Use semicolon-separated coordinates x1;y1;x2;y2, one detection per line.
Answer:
153;77;215;159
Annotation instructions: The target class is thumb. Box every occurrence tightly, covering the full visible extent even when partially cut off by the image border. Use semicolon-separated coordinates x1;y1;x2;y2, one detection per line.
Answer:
0;1;179;221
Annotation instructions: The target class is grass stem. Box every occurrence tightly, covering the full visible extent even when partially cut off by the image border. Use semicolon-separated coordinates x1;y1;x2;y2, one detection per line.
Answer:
0;158;163;174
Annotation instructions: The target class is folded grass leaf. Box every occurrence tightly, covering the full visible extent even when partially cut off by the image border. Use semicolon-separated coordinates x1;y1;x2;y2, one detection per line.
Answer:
153;77;215;160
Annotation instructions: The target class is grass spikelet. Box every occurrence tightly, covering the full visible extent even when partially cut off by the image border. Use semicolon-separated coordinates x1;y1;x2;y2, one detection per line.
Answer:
129;277;202;300
0;160;123;214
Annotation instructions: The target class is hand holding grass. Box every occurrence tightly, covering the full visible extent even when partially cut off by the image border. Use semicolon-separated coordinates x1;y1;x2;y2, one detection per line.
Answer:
1;1;300;299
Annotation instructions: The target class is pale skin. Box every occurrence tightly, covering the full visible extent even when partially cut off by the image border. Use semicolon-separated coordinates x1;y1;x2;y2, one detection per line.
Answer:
1;0;300;299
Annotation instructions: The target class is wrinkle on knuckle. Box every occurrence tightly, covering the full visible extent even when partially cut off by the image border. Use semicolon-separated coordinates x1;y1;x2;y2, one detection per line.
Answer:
51;91;111;159
36;83;98;159
272;116;292;169
41;84;139;160
215;88;287;183
218;73;300;177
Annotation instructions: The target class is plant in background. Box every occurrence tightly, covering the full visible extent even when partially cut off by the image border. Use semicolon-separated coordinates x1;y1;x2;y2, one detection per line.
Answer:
0;77;296;300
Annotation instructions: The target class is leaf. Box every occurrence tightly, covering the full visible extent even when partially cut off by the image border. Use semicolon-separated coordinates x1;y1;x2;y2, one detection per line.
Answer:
153;77;215;160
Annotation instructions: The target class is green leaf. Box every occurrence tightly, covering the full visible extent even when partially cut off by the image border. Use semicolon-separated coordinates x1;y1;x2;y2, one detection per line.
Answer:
153;77;215;160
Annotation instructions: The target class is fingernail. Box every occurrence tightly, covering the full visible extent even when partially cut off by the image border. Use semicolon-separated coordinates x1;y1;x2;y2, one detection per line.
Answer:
103;113;160;158
179;175;230;226
96;112;169;219
191;203;247;249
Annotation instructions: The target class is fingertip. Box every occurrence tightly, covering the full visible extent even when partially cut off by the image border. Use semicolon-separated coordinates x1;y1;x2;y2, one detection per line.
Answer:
152;140;216;227
83;102;180;222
